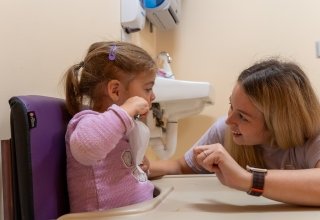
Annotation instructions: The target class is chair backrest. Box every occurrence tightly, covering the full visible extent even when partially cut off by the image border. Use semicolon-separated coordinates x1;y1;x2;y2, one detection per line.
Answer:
6;95;71;220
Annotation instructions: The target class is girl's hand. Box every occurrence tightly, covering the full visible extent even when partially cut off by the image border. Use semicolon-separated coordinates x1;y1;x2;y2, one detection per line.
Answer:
121;96;150;118
193;144;251;192
139;156;151;176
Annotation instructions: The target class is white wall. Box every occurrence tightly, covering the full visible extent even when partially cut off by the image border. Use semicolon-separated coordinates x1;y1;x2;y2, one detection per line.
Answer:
0;0;121;139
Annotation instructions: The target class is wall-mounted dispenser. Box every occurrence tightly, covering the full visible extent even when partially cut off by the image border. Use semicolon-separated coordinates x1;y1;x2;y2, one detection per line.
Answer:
121;0;146;34
143;0;181;31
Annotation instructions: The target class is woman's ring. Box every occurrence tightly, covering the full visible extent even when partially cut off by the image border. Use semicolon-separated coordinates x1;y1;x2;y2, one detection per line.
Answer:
203;150;208;157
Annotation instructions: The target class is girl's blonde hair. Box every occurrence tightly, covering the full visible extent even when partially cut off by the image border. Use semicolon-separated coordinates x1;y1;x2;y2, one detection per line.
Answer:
226;59;320;168
63;41;157;116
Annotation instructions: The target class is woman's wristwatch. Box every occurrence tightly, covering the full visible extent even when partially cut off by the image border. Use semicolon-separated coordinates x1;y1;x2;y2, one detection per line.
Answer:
246;165;268;196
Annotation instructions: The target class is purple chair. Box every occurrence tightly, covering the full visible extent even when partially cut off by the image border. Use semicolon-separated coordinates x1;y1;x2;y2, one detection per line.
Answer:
1;95;71;220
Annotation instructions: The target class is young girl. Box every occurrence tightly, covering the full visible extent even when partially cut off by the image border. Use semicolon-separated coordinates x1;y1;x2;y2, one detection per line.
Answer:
63;41;157;212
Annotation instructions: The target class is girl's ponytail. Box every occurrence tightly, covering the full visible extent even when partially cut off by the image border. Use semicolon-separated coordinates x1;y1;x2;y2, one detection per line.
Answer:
64;63;83;115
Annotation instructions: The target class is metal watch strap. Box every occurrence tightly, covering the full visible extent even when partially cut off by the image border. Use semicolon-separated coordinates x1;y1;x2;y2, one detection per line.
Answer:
246;165;267;197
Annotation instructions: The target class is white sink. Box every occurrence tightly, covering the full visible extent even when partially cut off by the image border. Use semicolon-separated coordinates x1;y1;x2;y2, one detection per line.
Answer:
153;77;213;103
147;77;214;159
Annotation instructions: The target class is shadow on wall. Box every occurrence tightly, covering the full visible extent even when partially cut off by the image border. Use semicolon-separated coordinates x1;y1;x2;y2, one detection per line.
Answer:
147;114;215;160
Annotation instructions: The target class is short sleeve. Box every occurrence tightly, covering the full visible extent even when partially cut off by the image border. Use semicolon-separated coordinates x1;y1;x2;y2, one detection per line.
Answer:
184;116;228;173
305;134;320;168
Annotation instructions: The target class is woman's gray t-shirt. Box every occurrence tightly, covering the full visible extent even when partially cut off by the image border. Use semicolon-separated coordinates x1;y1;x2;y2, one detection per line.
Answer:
185;116;320;173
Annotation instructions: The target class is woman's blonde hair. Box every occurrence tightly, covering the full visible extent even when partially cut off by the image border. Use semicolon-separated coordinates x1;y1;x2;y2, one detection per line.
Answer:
63;41;157;116
226;59;320;168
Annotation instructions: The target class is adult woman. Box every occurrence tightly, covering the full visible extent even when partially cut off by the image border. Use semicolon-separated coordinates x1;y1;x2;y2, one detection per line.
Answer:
150;59;320;206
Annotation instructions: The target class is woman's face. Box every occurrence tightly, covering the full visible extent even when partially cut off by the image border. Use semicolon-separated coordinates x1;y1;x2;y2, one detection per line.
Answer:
226;83;271;146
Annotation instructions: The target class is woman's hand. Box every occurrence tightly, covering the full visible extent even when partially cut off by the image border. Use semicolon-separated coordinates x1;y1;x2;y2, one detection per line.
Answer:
193;144;251;192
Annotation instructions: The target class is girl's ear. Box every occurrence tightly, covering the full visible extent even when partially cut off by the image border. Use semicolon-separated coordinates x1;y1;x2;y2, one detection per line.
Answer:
107;79;121;102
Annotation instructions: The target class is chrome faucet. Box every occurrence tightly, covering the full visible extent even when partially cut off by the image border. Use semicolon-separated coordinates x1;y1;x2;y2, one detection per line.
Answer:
157;51;174;79
158;51;172;64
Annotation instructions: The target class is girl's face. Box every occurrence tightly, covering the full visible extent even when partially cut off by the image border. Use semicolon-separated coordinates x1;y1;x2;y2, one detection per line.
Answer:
226;83;271;146
122;71;156;107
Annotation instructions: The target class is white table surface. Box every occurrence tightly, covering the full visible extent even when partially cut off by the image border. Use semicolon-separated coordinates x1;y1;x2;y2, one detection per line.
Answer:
58;174;320;220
